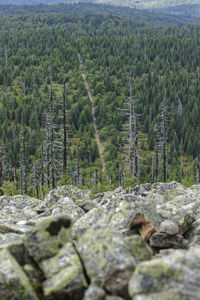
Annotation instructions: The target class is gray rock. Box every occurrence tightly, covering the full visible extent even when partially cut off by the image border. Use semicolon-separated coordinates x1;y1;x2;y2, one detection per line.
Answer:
105;297;125;300
125;235;152;262
128;248;200;300
159;220;179;235
76;224;136;298
41;242;87;299
45;185;90;207
23;214;72;263
150;232;187;249
83;283;106;300
0;233;23;246
36;197;85;223
0;195;41;211
79;200;98;212
72;207;105;239
0;249;38;300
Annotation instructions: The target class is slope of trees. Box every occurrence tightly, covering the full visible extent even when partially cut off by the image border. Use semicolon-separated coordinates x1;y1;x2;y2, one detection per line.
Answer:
0;3;198;27
0;12;199;195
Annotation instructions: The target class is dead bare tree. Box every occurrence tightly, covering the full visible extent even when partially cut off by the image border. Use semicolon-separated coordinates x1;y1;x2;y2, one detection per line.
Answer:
160;95;168;182
33;161;39;199
120;77;140;180
22;134;28;194
40;139;45;200
63;79;67;173
45;112;51;188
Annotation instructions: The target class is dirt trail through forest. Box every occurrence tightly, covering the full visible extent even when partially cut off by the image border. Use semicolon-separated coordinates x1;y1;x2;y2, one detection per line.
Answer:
78;54;106;172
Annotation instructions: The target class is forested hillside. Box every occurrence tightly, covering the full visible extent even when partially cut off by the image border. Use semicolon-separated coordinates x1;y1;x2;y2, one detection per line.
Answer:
0;3;198;27
155;3;200;18
94;0;199;9
0;6;200;196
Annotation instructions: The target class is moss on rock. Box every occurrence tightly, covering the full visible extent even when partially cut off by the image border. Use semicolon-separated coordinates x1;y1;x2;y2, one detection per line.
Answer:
23;215;72;264
129;249;200;299
41;242;87;299
0;249;38;300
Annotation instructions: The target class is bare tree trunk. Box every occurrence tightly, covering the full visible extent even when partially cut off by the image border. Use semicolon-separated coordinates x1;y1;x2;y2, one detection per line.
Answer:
134;116;138;178
50;126;55;190
160;96;168;183
95;169;98;187
14;167;18;190
40;140;45;200
34;162;39;199
163;140;166;182
76;157;80;186
20;155;23;194
46;118;50;188
129;79;134;174
180;141;184;183
50;83;55;189
22;135;27;194
0;151;3;187
63;79;67;173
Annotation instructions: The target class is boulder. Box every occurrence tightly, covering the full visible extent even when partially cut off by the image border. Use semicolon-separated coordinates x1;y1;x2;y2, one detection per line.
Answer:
72;207;105;238
129;248;200;300
0;240;27;266
45;185;90;207
41;242;87;299
150;232;188;249
0;195;41;211
76;224;136;298
51;197;85;220
79;200;98;212
83;283;106;300
105;297;124;300
0;233;23;246
159;220;179;235
35;197;85;224
0;249;38;300
125;235;152;262
23;215;72;264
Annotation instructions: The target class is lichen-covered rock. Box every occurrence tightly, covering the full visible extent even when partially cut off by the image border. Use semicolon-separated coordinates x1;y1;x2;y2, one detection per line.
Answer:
0;233;23;246
0;195;41;210
0;249;38;300
83;283;106;300
128;248;200;300
51;197;85;220
73;195;161;239
103;194;162;230
34;197;85;224
150;232;188;249
105;297;125;300
45;185;90;207
0;223;26;234
76;224;136;298
79;200;98;212
0;240;28;266
23;215;72;263
159;220;179;235
72;207;105;238
125;235;152;262
41;242;87;299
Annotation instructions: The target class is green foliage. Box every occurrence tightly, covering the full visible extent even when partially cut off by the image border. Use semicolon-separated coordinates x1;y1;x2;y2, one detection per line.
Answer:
0;9;198;193
1;181;19;196
123;173;137;189
59;174;74;185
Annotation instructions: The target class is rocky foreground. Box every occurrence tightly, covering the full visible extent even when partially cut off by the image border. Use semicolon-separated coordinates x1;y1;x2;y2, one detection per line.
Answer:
1;182;200;299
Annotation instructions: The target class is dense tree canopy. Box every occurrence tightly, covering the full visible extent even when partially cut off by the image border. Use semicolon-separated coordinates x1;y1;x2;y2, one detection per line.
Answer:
0;5;199;195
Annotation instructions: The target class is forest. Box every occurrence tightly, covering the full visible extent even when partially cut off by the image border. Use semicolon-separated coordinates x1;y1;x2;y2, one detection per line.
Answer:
0;3;200;197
